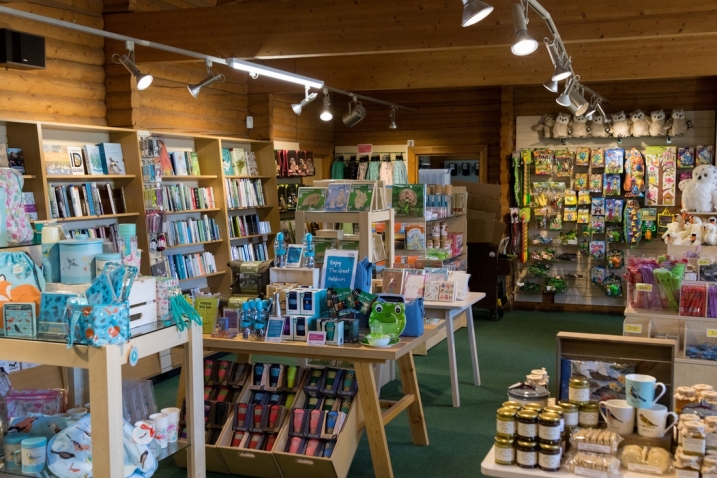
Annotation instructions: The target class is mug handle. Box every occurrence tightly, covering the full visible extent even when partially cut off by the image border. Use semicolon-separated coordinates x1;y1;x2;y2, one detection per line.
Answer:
665;411;679;433
13;449;22;466
653;382;667;405
598;401;609;422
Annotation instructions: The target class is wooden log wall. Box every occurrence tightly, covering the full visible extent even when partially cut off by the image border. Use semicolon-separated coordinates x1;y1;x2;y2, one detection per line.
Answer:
270;93;335;160
0;2;107;125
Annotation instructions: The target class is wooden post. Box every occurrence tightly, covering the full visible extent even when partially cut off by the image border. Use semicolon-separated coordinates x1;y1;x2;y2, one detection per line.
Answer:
499;86;515;220
185;323;207;477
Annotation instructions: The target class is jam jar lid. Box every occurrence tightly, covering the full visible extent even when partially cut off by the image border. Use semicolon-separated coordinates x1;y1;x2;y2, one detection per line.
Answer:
544;405;564;416
502;401;523;410
558;401;578;412
569;375;590;387
539;441;561;451
495;436;515;446
517;410;539;420
538;412;561;423
579;401;599;411
517;439;537;448
497;407;518;418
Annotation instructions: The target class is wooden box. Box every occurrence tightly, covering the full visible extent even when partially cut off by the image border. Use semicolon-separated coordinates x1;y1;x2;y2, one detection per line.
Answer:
270;267;320;288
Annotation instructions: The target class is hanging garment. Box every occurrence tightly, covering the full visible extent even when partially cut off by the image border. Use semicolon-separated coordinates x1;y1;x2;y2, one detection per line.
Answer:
393;155;408;185
357;155;369;180
379;155;393;185
366;155;381;181
331;156;345;179
346;155;359;180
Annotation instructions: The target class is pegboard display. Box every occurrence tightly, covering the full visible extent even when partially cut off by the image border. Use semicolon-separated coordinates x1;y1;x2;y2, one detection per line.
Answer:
512;111;716;308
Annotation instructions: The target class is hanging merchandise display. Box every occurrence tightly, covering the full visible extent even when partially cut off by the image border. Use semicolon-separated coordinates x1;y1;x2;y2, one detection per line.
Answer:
623;148;645;198
512;152;523;206
519;208;531;263
624;199;643;247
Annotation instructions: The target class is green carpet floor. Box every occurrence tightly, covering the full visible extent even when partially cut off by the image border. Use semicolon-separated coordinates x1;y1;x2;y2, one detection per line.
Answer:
152;309;624;477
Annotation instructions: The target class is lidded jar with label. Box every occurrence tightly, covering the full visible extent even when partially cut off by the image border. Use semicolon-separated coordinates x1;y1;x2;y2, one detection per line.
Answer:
578;401;599;428
558;401;579;428
517;410;539;441
538;441;562;472
544;406;565;434
507;382;549;407
675;386;698;413
678;414;701;446
568;375;591;404
538;412;562;444
517;440;538;469
496;407;517;438
523;403;543;413
694;384;714;398
494;436;516;465
502;401;523;411
681;421;707;456
705;416;717;453
701;390;717;406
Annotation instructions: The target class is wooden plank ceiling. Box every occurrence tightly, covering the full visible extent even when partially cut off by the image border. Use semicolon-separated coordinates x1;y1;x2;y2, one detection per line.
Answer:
102;0;717;91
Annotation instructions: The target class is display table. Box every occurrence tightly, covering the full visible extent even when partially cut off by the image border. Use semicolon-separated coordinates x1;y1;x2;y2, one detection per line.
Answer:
0;322;206;478
203;322;447;478
424;291;486;407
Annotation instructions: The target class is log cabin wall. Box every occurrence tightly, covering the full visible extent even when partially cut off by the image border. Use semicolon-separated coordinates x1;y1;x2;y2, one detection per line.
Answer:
0;1;107;126
270;93;334;160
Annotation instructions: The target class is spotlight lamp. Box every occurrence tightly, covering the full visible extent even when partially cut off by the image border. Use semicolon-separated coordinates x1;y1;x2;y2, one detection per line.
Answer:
561;79;589;116
320;88;333;121
187;59;225;98
389;106;398;129
543;37;571;81
543;79;558;93
461;0;494;27
342;96;367;127
112;41;153;91
511;2;538;56
291;85;318;115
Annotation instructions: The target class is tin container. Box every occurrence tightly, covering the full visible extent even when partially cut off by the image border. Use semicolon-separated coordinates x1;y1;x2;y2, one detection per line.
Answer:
507;384;549;407
59;235;104;284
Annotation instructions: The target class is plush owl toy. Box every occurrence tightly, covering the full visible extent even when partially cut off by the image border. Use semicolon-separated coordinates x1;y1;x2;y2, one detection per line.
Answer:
630;110;650;137
553;113;571;139
680;165;717;212
570;115;589;138
531;115;555;140
649;110;667;136
590;115;610;138
611;111;631;138
665;109;690;137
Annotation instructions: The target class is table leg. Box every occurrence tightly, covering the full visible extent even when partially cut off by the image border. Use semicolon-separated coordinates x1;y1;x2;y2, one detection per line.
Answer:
444;310;460;407
90;345;125;477
354;361;394;478
465;305;481;386
397;352;429;446
185;323;207;478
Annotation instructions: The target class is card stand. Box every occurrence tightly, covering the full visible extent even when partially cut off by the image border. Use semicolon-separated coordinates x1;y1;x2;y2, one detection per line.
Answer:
651;319;685;355
336;370;358;399
303;367;327;398
273;389;363;478
318;368;344;397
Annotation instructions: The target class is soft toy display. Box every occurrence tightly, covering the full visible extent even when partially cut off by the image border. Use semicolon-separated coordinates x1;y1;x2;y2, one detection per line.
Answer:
679;165;717;212
665;109;691;137
553;113;571;139
611;111;631;138
571;115;589;138
704;223;717;246
624;199;643;246
678;216;703;242
531;115;556;140
629;110;650;137
649;110;668;136
590;115;610;138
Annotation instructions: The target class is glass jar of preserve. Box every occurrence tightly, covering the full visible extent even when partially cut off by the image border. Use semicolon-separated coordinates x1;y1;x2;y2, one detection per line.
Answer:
569;375;590;404
558;401;579;428
517;410;539;441
517;440;538;469
579;401;599;428
496;407;517;438
494;436;516;465
539;441;562;471
502;401;523;411
701;390;717;405
705;416;717;453
538;412;562;444
523;402;543;413
682;421;707;456
674;386;697;413
544;405;565;434
694;384;714;398
678;414;701;446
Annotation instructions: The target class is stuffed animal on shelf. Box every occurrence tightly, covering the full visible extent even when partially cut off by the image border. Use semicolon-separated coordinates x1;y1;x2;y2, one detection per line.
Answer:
531;115;556;140
630;110;650;137
553;113;571;139
649;110;667;136
704;223;717;246
679;217;703;242
665;109;691;137
570;115;589;138
680;165;717;212
662;221;682;244
611;111;631;138
590;115;610;138
664;231;683;245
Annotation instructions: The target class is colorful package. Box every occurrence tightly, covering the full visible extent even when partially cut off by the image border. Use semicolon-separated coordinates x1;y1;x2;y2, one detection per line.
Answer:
7;389;65;420
591;149;605;168
604;174;621;196
696;145;714;166
605;199;624;223
607;249;625;269
533;149;554;175
677;147;695;168
555;149;574;177
623;148;645;198
590;241;606;260
577;209;590;224
574;173;588;191
578;191;591;205
591;198;605;216
605;148;625;174
563;207;577;222
564;190;577;206
589;174;603;193
549;214;563;231
575;147;590;167
591;216;605;234
591;265;608;285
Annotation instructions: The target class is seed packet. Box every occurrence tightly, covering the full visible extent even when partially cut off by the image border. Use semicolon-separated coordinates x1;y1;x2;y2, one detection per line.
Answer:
677;147;695;168
604;174;621;196
606;224;623;243
603;274;623;297
605;199;624;223
578;190;591;205
564;190;577;206
591;148;605;168
696;145;714;166
563;207;577;222
574;173;588;191
575;147;591;167
590;240;606;260
591;198;605;216
549;214;563;231
535;209;547;229
591;215;605;233
591;265;608;285
579;239;589;256
607;249;625;269
554;149;574;177
605;148;624;174
589;174;603;193
534;149;554;175
577;209;590;224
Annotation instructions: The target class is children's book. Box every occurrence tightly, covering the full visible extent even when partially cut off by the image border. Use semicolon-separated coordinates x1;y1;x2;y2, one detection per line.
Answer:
296;187;326;211
392;184;426;218
347;184;374;212
325;184;351;212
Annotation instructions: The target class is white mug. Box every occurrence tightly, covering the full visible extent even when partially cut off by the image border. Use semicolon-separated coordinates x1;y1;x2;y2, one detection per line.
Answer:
161;407;181;444
149;412;169;449
599;399;635;435
637;404;678;438
625;374;666;409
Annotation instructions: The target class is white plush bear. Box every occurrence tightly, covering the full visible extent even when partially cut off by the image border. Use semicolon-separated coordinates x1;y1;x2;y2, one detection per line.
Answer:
570;115;589;138
703;223;717;246
590;115;610;138
630;110;650;137
553;113;571;139
611;111;630;137
649;110;667;136
680;165;717;212
665;109;690;137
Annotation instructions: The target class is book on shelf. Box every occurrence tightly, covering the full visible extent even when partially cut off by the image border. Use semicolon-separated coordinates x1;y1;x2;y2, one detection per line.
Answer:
392;184;426;218
157;141;174;176
228;213;270;238
246;151;259;176
221;148;234;175
164;251;217;281
7;148;24;174
405;224;425;250
225;178;265;209
83;144;104;175
170;151;189;176
22;192;38;220
347;183;374;212
97;143;126;175
230;148;247;176
160;184;216;212
296;187;326;211
188;152;201;176
0;144;8;168
68;146;85;175
165;215;220;247
231;242;269;262
48;183;126;219
44;144;71;174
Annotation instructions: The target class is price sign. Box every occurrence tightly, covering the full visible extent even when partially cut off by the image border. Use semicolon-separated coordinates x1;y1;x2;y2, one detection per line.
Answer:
624;324;643;334
708;329;717;338
636;283;653;292
698;259;712;266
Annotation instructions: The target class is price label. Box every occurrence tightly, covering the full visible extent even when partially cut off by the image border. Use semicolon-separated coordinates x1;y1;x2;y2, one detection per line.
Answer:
636;283;653;292
708;330;717;338
699;259;712;266
624;324;643;334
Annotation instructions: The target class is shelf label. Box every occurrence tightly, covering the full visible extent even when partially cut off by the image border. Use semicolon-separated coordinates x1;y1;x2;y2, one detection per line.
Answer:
636;283;653;292
628;463;662;475
708;329;717;338
624;324;643;334
699;259;712;266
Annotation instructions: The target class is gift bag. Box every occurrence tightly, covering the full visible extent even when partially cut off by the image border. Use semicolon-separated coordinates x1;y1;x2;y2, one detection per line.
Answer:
66;302;130;347
0;251;45;311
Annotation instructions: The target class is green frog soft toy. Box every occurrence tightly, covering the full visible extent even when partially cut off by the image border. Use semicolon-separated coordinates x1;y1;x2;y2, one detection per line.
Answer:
369;301;406;338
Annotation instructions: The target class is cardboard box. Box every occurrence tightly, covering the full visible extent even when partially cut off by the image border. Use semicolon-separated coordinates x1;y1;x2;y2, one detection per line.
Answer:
467;194;502;220
466;210;505;245
452;180;500;199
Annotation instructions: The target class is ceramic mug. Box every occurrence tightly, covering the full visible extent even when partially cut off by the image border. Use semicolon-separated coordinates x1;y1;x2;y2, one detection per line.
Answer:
599;399;635;435
3;433;29;470
625;374;666;409
150;412;169;449
637;404;678;438
161;407;181;444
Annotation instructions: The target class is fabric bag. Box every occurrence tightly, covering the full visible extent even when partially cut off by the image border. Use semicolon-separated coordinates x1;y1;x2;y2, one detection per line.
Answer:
0;251;45;311
353;257;374;293
229;260;271;296
47;414;158;478
0;168;33;244
376;294;425;337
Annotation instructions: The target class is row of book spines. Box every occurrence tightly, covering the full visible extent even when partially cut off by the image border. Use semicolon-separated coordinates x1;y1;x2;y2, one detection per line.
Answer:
225;178;265;209
167;151;201;176
166;216;220;247
231;242;269;262
48;183;124;219
161;185;216;211
228;214;269;238
166;252;217;281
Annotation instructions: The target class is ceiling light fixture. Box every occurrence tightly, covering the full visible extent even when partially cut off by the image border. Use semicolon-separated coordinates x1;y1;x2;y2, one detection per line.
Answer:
291;85;318;115
557;77;588;116
319;88;333;121
389;106;398;129
342;96;367;127
511;2;538;56
461;0;494;27
227;58;323;89
112;41;153;91
543;79;558;93
543;37;571;81
187;59;225;98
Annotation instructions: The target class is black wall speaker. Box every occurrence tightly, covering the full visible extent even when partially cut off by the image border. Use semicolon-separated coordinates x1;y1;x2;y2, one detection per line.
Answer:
0;29;45;70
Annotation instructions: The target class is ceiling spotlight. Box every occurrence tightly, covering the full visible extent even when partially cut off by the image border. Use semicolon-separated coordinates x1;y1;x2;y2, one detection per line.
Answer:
319;89;333;121
511;3;538;56
596;101;608;120
389;106;398;129
291;85;318;115
552;58;572;82
342;96;367;127
112;41;153;91
556;76;576;107
543;37;572;81
543;79;558;93
559;82;588;116
461;0;494;27
188;59;225;98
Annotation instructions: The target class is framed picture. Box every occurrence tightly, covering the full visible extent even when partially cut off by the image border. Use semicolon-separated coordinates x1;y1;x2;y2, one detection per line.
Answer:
320;249;358;290
286;244;304;268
